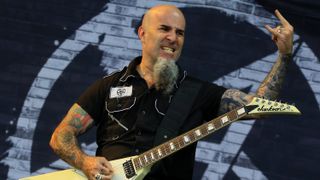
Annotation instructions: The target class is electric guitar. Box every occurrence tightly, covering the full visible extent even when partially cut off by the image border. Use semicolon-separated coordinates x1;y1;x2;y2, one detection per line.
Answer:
20;97;301;180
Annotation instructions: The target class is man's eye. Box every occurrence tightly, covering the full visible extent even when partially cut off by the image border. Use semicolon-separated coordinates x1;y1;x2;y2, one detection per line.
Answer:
177;31;184;37
177;32;184;36
159;27;170;31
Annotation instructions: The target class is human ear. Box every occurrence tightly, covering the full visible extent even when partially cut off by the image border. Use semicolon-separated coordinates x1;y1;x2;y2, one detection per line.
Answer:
138;26;145;42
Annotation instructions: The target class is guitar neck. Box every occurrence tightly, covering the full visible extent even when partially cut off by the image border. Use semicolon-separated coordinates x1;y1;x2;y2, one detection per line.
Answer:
132;105;250;170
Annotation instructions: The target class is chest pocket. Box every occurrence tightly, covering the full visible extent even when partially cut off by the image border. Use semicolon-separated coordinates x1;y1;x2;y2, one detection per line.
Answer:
105;96;137;132
105;96;136;113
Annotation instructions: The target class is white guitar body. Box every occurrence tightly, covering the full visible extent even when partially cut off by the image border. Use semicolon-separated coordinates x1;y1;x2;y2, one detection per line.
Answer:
20;156;151;180
110;156;151;180
20;97;301;180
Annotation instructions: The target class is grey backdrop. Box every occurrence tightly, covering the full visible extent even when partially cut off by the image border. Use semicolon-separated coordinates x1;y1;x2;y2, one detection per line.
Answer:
0;0;319;179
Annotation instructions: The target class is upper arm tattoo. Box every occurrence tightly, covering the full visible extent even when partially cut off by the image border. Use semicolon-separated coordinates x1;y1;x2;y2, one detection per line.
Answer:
218;89;253;114
64;103;94;135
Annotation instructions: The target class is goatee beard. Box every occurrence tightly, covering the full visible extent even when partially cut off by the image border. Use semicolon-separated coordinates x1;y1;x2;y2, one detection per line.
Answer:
153;57;178;94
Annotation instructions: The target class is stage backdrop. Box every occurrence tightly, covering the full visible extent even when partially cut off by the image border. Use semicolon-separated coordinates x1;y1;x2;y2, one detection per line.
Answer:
0;0;319;179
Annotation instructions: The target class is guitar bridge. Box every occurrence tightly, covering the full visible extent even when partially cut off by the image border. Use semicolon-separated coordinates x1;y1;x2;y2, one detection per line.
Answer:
123;159;136;179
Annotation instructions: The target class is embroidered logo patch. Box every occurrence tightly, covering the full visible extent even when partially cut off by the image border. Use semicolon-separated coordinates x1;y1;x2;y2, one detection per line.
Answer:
110;86;133;98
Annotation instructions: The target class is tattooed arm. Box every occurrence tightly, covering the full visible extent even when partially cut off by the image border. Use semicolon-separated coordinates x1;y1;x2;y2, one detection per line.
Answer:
49;103;113;180
218;10;293;117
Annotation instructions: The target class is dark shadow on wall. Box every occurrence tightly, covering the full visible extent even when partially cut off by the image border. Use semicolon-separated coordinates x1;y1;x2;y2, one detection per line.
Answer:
0;0;109;178
31;34;106;172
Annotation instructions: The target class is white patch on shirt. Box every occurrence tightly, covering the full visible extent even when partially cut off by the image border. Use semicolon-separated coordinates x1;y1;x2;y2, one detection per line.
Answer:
110;86;133;98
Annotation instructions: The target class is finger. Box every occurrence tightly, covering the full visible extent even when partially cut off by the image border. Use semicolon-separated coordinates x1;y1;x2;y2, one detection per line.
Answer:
274;9;291;28
100;158;114;172
265;24;280;36
100;165;112;175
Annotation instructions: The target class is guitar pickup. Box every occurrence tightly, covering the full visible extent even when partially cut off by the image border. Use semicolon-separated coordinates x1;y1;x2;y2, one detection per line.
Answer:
123;160;136;179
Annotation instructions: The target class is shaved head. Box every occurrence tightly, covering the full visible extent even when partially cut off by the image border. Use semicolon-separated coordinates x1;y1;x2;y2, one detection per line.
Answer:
142;5;186;30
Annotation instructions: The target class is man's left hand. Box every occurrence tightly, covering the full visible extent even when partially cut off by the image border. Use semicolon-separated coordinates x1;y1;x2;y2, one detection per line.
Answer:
265;9;294;55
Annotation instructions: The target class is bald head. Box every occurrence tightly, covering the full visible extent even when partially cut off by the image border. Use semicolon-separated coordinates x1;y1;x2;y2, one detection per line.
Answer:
142;5;186;30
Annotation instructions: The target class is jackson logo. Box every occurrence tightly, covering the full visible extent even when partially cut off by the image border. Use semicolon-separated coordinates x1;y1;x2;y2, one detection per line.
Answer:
256;105;286;112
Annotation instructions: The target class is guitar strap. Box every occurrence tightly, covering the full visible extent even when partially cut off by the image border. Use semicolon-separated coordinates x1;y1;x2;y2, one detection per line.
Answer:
153;78;202;146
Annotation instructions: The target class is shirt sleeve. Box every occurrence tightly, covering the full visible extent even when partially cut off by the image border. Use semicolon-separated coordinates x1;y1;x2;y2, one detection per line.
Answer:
76;78;107;125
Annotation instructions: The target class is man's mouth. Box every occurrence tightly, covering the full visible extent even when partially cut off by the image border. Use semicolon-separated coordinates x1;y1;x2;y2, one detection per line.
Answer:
161;46;175;54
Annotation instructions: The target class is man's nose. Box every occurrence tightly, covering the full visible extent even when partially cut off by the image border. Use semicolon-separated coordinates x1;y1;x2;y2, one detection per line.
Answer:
166;31;177;42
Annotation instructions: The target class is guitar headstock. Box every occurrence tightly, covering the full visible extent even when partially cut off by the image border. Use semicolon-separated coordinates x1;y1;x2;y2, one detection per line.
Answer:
246;97;301;115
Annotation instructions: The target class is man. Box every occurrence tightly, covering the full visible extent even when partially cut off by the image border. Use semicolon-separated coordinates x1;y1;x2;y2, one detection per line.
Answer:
50;4;293;180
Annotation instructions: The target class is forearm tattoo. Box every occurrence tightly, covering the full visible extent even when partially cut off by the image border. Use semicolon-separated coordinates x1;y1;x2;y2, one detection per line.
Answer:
256;54;291;100
218;54;291;116
50;104;93;169
53;129;85;169
218;89;252;114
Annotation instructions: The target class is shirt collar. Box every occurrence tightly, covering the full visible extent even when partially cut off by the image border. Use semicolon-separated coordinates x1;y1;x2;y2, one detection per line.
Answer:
119;56;142;82
119;56;187;87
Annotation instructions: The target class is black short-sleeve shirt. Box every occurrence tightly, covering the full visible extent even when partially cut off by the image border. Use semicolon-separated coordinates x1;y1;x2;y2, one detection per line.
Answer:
77;57;226;179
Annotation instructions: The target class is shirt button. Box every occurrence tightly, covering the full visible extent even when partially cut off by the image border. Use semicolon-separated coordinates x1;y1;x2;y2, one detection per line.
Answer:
141;110;146;115
137;131;142;136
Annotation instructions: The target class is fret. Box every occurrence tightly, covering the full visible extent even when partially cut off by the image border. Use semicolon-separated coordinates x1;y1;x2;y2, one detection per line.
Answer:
150;151;155;160
144;154;149;164
195;129;202;137
237;107;245;115
207;123;215;132
169;142;176;151
139;156;144;167
183;135;190;144
157;148;163;157
221;115;229;124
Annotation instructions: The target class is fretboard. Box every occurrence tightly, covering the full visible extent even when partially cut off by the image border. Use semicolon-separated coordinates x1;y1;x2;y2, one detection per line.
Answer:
132;105;249;170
